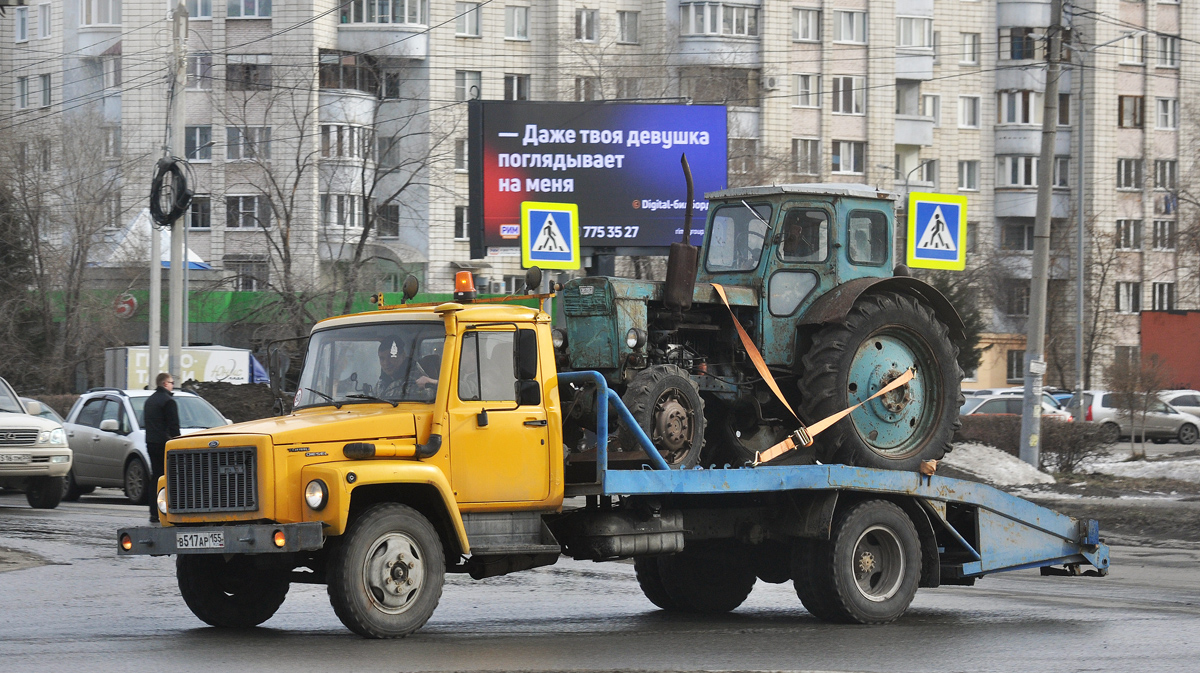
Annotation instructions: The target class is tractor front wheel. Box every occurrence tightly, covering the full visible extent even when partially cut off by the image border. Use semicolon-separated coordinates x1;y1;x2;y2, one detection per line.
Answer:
621;365;705;468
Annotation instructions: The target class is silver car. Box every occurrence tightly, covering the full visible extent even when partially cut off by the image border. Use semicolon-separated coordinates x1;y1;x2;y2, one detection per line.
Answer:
63;388;229;504
1081;390;1200;444
1160;390;1200;419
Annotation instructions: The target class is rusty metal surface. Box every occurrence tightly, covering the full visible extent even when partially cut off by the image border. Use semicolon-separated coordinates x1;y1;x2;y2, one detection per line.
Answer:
796;276;966;340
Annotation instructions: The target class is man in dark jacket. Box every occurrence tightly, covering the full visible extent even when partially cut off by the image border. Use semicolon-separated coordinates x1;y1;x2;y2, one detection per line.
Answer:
144;372;180;523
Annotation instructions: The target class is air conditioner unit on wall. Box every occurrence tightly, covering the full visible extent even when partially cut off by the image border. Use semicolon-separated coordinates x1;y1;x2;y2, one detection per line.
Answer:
490;281;504;294
761;76;779;91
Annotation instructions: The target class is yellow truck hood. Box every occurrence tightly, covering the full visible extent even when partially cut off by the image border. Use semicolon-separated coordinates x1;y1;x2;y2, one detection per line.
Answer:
187;406;419;447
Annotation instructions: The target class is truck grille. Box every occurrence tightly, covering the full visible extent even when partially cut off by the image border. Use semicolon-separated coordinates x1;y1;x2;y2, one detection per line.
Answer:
563;283;611;316
0;430;39;446
167;447;257;513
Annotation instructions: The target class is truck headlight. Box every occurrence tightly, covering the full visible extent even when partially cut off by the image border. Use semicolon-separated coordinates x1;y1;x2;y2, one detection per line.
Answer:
305;479;328;511
626;327;646;350
157;488;168;514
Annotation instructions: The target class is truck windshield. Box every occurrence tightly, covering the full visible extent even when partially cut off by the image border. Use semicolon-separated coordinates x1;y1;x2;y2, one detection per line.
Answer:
295;322;445;408
705;203;772;272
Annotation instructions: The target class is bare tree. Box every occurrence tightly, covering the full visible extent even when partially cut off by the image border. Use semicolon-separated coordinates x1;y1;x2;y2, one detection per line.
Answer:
1105;352;1168;456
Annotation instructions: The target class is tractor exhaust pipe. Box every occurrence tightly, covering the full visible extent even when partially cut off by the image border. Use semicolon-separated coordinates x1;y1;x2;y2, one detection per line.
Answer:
663;153;698;312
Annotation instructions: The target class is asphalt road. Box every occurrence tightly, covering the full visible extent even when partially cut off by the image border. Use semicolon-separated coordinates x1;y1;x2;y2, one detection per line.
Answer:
2;489;1198;673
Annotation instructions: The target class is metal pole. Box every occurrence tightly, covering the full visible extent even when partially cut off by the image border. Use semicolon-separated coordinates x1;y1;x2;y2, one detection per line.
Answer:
168;3;188;380
1020;0;1064;467
1075;43;1086;419
149;223;161;388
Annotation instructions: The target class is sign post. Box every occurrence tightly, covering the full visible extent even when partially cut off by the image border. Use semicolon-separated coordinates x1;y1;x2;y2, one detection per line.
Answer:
905;192;967;271
521;202;580;270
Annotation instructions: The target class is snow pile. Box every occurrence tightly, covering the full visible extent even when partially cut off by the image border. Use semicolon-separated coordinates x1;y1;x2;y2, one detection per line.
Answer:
1087;456;1200;483
943;441;1056;486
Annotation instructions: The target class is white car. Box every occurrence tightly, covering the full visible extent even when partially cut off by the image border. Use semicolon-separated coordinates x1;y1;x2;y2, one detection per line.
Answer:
0;378;72;509
63;388;229;504
961;394;1074;422
1159;390;1200;420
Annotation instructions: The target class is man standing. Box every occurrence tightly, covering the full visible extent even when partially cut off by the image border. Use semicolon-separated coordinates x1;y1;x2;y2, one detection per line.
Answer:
143;372;180;523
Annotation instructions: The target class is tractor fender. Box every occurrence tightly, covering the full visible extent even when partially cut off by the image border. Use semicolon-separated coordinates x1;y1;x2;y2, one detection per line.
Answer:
798;276;965;341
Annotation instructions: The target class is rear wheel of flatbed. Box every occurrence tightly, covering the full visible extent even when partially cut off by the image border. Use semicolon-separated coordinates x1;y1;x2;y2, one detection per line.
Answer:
177;554;290;628
792;500;920;624
327;503;445;639
656;548;756;613
633;556;680;610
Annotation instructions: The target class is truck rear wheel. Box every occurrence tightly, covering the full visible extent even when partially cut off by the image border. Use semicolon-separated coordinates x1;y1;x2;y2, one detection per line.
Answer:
657;548;756;613
328;503;445;639
621;365;705;468
799;292;962;471
177;554;290;628
633;556;680;610
792;500;921;624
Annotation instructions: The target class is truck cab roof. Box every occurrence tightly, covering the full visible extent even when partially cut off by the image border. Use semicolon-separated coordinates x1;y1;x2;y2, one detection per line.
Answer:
313;302;546;333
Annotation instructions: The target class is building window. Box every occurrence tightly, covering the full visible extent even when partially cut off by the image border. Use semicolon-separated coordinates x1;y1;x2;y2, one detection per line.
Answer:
319;53;377;94
1153;220;1176;250
958;160;979;191
932;31;940;63
576;8;597;41
1005;280;1031;316
80;0;121;26
1059;94;1071;125
455;205;469;240
102;56;121;89
961;33;980;64
319;194;364;228
680;3;759;37
225;195;269;228
833;10;866;43
1155;160;1177;190
186;0;212;19
103;126;121;157
38;73;51;107
831;76;864;115
1117;159;1144;189
1000;27;1036;60
455;2;481;36
831;141;865;174
793;8;819;41
1157;36;1180;67
226;55;271;90
729;138;757;175
966;222;978;253
1007;350;1025;383
1116;219;1143;250
1121;33;1146;64
320;125;369;159
186;54;213;90
999;90;1042;125
504;74;530;101
376;136;399;169
185;126;212;161
794;74;820;107
15;6;28;42
455;70;481;101
376;202;400;238
793;138;819;176
574;76;600;101
1156;98;1178;129
37;3;51;38
226;259;269;291
226;126;271;161
188;196;211;229
38;139;50;171
1001;221;1034;251
998;156;1038;187
1116;282;1141;314
1118;96;1143;128
617;10;639;43
896;17;933;49
1054;157;1069;187
616;77;640;99
1153;282;1176;310
921;94;940;125
227;0;271;18
505;6;529;40
958;96;980;128
455;138;468;171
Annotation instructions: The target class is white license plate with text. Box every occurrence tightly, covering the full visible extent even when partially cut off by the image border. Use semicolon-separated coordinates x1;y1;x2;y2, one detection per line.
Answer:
176;531;225;550
0;454;31;464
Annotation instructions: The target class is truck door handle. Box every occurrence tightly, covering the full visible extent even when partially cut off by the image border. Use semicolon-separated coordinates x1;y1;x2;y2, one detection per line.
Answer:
524;419;548;427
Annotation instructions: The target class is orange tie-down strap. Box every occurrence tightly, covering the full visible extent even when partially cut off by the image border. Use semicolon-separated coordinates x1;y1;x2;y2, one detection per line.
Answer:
710;283;915;466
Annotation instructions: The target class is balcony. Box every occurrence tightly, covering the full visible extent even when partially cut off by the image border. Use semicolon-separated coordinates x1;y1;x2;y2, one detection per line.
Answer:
997;1;1051;28
995;127;1071;155
896;50;934;80
995;67;1071;92
318;91;377;127
895;115;935;146
337;25;428;59
76;26;122;57
995;190;1071;218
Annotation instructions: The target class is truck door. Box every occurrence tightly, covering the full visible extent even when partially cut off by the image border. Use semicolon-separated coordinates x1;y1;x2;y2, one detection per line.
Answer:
760;204;830;365
448;326;551;504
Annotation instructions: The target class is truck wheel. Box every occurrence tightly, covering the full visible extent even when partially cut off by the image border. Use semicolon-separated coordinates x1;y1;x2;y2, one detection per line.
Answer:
657;548;756;613
794;500;921;624
633;556;680;610
124;458;150;505
800;292;962;471
621;365;705;468
25;476;64;509
177;554;290;628
328;503;445;639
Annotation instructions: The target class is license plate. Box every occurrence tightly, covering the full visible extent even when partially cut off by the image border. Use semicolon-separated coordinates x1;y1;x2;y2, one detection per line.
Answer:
176;531;225;550
0;453;31;464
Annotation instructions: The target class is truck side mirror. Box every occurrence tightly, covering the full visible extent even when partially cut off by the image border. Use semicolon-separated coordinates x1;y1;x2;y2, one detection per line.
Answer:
514;329;538;381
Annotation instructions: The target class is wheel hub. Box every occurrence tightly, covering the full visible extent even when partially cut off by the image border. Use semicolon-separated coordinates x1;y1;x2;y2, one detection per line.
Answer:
653;392;692;456
877;369;914;413
363;533;424;613
851;525;905;603
857;551;877;574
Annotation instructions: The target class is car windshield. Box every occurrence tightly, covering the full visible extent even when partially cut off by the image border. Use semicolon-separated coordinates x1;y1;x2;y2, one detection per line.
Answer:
0;383;22;414
130;396;227;429
295;322;445;408
960;398;985;414
705;203;772;272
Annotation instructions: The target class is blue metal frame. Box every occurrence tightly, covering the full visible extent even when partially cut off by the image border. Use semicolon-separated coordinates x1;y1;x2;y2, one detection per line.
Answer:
558;370;1110;579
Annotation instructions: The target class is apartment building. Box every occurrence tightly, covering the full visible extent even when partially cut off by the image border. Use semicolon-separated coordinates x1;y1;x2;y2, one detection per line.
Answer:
0;0;1194;388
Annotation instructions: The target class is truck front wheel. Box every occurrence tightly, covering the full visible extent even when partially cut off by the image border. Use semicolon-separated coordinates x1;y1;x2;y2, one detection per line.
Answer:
800;292;962;471
177;554;290;628
328;503;445;639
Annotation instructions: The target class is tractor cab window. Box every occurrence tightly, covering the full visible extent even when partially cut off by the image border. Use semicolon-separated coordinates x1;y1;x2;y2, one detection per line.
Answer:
705;203;771;272
847;210;889;265
779;208;829;262
295;322;444;408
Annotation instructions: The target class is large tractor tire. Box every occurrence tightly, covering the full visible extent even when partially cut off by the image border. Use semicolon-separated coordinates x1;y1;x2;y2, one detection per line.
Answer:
177;554;290;628
620;365;705;468
799;292;963;471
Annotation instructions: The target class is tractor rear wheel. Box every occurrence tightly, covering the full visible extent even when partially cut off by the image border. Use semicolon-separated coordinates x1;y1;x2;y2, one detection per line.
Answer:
799;292;962;471
620;365;705;468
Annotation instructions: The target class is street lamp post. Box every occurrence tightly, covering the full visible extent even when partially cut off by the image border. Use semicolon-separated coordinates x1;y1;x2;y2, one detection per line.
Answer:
878;159;936;206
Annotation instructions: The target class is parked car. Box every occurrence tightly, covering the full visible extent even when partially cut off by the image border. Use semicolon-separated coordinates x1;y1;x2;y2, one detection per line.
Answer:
21;397;64;425
966;388;1069;412
0;379;72;509
961;394;1074;421
1159;390;1200;419
1080;390;1200;444
62;388;229;504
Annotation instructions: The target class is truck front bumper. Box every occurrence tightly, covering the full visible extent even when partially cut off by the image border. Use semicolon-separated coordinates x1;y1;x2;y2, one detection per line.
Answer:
117;522;325;556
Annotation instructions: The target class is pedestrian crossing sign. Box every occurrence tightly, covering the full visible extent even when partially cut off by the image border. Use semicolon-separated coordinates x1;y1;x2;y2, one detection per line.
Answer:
521;201;581;270
906;192;968;271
